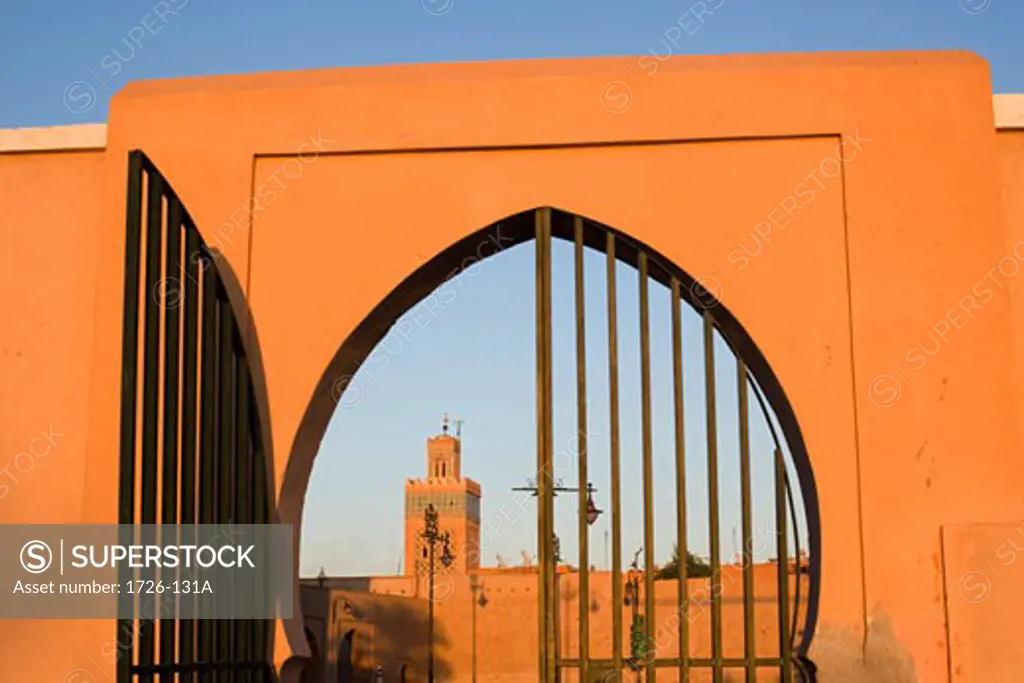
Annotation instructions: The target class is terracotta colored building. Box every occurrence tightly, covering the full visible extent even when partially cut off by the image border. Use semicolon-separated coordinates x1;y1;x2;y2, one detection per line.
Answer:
4;51;1024;682
300;425;811;682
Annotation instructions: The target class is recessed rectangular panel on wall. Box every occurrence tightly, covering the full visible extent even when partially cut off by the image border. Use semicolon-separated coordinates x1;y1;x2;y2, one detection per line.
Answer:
248;136;863;681
943;522;1024;682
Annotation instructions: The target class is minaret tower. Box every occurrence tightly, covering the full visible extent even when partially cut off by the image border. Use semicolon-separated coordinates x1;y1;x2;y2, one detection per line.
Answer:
404;415;482;577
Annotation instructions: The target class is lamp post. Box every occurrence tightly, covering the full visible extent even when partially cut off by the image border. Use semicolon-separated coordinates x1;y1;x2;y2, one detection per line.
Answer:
421;503;454;683
625;547;645;675
511;480;602;679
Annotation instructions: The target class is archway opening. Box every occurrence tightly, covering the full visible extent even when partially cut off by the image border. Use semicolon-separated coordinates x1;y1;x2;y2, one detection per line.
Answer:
300;629;321;683
337;630;355;683
293;208;820;682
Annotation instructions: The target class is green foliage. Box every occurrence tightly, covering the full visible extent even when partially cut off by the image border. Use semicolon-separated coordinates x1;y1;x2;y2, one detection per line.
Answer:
655;544;713;579
629;615;647;659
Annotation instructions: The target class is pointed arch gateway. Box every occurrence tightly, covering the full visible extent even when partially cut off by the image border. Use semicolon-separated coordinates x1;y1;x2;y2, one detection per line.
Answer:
301;207;821;682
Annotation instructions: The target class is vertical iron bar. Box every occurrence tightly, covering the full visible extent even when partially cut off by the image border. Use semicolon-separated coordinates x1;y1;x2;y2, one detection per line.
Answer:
738;361;756;682
253;416;270;683
535;209;548;683
638;253;655;683
776;449;792;682
247;388;261;683
574;217;590;681
543;211;556;683
606;232;623;674
138;168;164;683
198;266;220;683
118;151;144;683
670;278;689;682
227;349;240;683
179;224;201;683
703;312;723;683
218;293;236;683
429;530;436;683
159;196;183;683
535;208;556;682
235;366;252;683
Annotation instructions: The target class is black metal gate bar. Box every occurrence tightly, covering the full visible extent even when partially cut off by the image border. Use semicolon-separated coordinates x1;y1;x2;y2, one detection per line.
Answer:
138;168;165;683
606;231;624;675
670;277;690;682
573;216;591;682
217;293;236;683
702;311;723;683
253;427;270;683
198;255;219;683
120;151;273;683
775;448;792;681
118;151;144;683
637;252;656;683
737;360;756;683
159;195;183;683
179;222;201;683
235;367;252;683
535;207;556;682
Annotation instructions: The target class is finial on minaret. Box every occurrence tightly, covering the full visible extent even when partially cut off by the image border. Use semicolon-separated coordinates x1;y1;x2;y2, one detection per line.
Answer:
442;413;449;434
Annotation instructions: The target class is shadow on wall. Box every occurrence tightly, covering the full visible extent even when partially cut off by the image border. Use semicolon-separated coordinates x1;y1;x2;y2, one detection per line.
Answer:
302;628;322;683
330;591;454;683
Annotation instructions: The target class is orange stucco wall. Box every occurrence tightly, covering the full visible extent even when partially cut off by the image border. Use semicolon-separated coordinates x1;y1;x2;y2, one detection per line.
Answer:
0;149;113;682
305;566;811;683
2;52;1024;682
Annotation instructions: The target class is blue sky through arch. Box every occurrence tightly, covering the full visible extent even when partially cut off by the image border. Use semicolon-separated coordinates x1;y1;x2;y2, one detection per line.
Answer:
302;233;806;577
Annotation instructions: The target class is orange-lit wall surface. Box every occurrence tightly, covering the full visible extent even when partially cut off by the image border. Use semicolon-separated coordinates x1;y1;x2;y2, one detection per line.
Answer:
304;566;810;683
3;53;1024;682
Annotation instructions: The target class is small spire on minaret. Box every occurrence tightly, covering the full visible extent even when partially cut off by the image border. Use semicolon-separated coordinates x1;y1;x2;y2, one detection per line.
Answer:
442;413;449;434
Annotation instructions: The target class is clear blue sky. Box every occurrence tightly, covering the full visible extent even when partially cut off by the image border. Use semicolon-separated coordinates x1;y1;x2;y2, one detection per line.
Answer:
4;1;1020;577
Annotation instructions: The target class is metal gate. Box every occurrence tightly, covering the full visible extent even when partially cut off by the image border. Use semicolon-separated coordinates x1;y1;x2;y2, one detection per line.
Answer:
117;151;274;682
530;208;818;682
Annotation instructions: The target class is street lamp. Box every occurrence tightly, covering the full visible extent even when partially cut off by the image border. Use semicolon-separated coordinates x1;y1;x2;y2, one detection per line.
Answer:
585;484;603;526
513;476;604;683
421;503;454;683
625;547;647;674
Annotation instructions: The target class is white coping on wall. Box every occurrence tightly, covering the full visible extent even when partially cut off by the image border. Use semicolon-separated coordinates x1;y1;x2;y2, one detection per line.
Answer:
995;94;1024;130
0;123;107;152
0;96;1021;152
